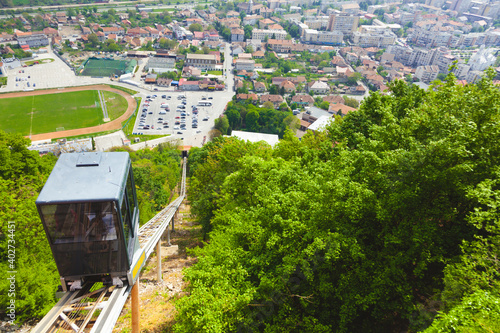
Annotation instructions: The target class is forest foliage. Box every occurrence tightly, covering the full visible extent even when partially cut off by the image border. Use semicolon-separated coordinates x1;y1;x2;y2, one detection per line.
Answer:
177;72;500;332
0;138;181;324
221;100;296;138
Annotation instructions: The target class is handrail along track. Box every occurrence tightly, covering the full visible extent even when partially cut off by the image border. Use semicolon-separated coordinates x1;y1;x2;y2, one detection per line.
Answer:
32;157;187;333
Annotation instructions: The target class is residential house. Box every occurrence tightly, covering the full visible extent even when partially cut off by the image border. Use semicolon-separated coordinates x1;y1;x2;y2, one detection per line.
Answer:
145;73;157;84
55;12;67;24
81;26;91;35
308;81;330;94
96;31;106;42
179;78;200;91
237;70;250;78
199;78;218;90
43;27;58;38
237;93;259;103
208;30;219;41
193;31;204;40
183;66;202;77
302;106;332;124
238;53;252;60
232;45;245;56
266;39;294;52
280;80;296;93
259;18;275;29
271;76;306;86
328;103;356;117
157;77;172;87
144;27;160;39
227;11;239;18
205;40;222;49
243;15;264;26
260;7;273;18
234;78;244;91
253;81;266;92
231;28;244;42
162;28;173;39
350;85;366;95
102;26;125;36
268;24;284;31
292;94;315;107
127;27;149;37
323;95;345;104
365;74;385;85
260;94;284;108
253;50;265;58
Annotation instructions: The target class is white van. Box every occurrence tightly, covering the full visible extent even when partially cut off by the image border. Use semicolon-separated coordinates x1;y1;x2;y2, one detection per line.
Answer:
159;110;167;115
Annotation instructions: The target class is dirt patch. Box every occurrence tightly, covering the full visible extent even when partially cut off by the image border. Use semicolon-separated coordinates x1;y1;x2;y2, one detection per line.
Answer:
113;200;202;333
0;85;137;141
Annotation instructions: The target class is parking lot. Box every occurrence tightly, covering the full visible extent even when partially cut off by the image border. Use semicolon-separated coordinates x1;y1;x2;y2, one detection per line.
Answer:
133;91;226;139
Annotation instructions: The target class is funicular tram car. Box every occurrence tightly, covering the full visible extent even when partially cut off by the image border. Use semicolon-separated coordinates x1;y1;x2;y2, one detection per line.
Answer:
36;152;145;291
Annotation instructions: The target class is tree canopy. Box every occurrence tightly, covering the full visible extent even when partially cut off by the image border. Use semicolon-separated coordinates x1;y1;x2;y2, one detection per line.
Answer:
176;72;500;332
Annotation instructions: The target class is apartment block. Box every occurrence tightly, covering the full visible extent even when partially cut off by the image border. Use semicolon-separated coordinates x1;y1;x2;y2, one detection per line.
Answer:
415;65;439;83
303;29;343;45
252;29;288;40
327;13;359;34
352;30;396;48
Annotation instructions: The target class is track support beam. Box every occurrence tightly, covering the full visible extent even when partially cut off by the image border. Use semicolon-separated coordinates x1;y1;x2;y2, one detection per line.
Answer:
157;241;162;281
132;281;139;333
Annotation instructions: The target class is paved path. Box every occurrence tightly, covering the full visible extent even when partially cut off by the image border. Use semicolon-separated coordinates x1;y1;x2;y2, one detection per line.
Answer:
0;85;137;141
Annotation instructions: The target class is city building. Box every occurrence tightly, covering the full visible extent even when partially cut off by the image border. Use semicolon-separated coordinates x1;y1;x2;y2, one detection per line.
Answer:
16;31;49;48
231;28;244;42
352;30;396;47
303;29;343;45
185;54;217;70
145;51;176;73
327;12;359;34
235;59;256;71
415;65;439;83
252;29;288;40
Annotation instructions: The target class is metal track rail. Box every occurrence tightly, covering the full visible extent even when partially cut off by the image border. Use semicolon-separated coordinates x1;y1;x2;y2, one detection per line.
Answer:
32;157;187;333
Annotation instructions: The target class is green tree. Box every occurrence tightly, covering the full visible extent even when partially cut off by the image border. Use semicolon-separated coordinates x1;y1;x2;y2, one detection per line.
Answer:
343;96;359;108
176;72;500;333
245;109;260;132
189;23;203;33
243;25;253;40
87;33;99;47
214;115;230;135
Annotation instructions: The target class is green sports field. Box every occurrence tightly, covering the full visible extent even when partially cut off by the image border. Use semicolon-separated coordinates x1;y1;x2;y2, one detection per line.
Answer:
0;90;128;136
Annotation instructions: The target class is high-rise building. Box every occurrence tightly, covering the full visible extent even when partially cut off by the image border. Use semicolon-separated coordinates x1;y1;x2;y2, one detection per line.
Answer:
327;13;359;34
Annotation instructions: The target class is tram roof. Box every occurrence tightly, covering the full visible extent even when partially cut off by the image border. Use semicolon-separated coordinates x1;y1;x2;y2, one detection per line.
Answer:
36;152;130;204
